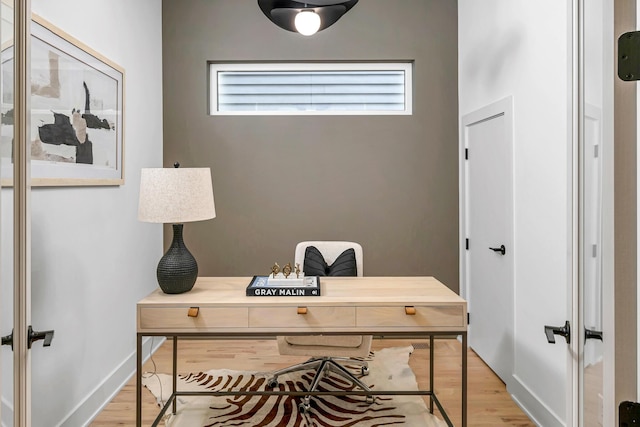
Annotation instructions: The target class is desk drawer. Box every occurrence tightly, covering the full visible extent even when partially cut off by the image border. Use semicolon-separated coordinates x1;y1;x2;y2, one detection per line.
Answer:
249;306;355;328
139;307;248;330
357;305;465;328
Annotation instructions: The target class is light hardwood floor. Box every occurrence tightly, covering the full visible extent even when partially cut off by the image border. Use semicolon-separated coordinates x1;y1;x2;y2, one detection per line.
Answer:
90;338;535;426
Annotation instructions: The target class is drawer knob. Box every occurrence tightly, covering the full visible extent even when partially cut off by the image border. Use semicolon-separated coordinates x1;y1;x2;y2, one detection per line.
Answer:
405;306;416;315
187;307;200;317
297;307;308;315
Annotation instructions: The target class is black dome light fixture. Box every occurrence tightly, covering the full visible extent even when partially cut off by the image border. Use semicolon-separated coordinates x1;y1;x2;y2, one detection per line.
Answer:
258;0;359;36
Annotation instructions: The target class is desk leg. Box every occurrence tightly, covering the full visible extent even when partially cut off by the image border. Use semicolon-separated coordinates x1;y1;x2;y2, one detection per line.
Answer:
173;336;178;414
462;332;467;427
136;334;142;427
429;334;434;414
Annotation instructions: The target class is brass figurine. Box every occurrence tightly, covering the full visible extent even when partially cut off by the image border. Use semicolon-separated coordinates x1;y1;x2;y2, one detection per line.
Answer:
282;262;292;278
271;262;280;278
269;262;302;279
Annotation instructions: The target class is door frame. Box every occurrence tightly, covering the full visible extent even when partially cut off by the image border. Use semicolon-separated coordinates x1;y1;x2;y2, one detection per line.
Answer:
609;0;637;424
591;0;639;425
12;1;31;426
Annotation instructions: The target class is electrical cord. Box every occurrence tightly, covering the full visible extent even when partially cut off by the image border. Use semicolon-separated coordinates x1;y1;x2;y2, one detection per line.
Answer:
141;336;166;407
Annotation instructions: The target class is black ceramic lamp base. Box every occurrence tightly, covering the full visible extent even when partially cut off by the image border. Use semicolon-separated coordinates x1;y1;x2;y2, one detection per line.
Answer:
157;224;198;294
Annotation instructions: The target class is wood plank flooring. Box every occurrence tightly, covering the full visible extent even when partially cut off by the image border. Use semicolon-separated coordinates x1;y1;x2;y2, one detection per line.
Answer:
90;338;535;426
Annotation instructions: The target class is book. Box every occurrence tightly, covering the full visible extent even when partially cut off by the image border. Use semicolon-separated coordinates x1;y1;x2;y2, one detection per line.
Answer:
246;275;321;297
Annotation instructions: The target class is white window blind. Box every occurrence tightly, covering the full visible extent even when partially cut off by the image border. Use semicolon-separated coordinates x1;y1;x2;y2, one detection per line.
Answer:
209;62;412;116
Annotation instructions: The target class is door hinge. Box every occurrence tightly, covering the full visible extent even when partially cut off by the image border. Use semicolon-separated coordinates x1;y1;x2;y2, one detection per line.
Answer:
594;144;599;158
467;313;470;325
465;148;469;160
618;31;640;81
620;401;640;426
465;238;469;250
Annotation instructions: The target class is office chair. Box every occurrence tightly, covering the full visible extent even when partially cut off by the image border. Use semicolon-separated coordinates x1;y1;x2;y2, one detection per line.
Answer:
267;241;373;414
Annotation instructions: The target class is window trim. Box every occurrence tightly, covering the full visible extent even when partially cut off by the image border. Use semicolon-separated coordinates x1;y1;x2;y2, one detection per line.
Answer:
208;61;413;116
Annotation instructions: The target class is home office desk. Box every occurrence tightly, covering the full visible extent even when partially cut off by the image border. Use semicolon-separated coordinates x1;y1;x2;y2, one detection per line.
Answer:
136;276;467;426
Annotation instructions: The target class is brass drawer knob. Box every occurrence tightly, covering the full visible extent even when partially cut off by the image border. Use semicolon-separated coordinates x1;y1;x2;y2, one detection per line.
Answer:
297;307;308;315
187;307;200;317
405;306;416;315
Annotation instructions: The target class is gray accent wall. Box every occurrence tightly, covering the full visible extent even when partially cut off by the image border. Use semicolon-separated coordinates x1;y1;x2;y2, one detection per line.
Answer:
162;0;459;291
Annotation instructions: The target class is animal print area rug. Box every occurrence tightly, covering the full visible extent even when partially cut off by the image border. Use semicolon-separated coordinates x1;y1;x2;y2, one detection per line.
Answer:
142;346;447;427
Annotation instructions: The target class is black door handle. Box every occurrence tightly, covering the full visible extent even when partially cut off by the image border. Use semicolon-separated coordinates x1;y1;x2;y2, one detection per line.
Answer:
2;327;55;350
1;331;12;349
489;245;506;255
27;326;54;349
544;321;571;344
585;328;603;341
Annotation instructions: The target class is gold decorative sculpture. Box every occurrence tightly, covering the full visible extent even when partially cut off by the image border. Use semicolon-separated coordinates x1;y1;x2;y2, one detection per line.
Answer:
282;262;292;278
268;262;304;279
271;262;280;278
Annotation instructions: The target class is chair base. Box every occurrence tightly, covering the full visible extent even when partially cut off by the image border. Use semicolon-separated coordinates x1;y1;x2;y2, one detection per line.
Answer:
267;356;374;413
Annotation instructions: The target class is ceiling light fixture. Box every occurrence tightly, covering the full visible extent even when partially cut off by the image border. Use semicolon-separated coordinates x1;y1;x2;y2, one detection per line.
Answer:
258;0;358;36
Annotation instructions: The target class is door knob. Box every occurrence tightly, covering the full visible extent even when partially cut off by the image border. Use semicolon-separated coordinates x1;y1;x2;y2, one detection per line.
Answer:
489;245;506;255
585;328;603;341
544;321;571;344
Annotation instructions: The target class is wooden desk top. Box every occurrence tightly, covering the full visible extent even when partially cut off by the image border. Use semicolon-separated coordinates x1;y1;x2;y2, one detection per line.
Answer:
137;277;467;335
139;276;465;306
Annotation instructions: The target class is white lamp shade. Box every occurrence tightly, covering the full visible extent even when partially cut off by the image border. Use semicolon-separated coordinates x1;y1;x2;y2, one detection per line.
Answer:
295;10;321;36
138;167;216;223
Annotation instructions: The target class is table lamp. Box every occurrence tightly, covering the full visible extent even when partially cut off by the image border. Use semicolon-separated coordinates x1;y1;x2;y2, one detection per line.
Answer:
138;164;216;294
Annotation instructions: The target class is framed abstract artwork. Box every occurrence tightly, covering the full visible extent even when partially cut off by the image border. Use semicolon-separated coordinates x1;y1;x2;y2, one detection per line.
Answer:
1;14;125;186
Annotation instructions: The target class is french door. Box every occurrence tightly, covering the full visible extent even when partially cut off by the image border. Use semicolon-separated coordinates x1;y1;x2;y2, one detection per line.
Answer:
578;0;636;425
579;2;606;425
1;1;34;425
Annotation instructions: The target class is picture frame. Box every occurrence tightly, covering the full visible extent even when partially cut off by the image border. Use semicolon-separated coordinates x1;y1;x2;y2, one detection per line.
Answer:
1;14;125;186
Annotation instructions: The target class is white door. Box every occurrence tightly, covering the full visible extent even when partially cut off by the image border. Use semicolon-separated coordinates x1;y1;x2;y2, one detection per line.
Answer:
462;97;514;386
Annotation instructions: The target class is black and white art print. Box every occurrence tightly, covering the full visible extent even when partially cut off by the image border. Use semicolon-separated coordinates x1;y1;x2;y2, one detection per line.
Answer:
1;15;124;186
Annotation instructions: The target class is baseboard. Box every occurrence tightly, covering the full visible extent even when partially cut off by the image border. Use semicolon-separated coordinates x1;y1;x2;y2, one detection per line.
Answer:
56;336;165;426
509;374;564;427
0;336;161;426
0;337;164;427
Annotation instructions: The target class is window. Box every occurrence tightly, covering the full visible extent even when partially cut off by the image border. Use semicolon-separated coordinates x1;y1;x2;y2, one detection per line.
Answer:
209;62;413;115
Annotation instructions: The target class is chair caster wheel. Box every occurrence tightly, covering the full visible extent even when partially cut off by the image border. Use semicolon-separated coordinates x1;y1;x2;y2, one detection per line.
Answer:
299;401;311;414
365;395;375;404
267;378;279;388
361;366;369;376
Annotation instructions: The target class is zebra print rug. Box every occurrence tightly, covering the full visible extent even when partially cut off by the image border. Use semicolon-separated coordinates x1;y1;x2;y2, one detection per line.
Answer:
143;345;446;426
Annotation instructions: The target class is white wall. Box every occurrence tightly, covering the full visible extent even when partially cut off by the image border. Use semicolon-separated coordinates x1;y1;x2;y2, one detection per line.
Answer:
0;1;163;425
459;1;571;425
